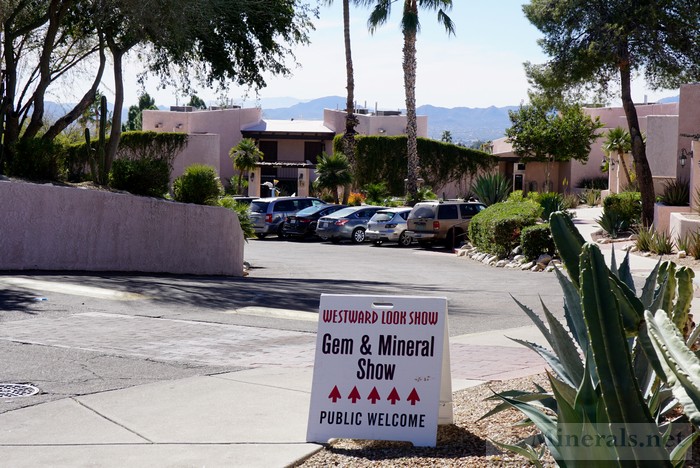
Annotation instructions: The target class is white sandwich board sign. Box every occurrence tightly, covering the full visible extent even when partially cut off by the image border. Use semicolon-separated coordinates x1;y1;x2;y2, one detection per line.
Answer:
306;294;452;447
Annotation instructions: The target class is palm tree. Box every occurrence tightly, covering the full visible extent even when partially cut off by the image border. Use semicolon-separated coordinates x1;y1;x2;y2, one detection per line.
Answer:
229;138;263;195
365;0;455;202
315;152;353;203
327;0;361;203
602;127;632;189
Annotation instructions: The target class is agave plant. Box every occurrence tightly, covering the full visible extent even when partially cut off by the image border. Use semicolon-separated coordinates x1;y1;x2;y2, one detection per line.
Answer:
485;212;700;466
596;209;629;239
471;173;511;206
660;179;690;207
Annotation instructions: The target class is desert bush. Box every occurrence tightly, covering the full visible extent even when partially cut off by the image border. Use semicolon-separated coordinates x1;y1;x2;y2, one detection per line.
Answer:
603;191;641;226
109;158;169;197
537;192;566;221
580;188;601;206
634;225;654;252
561;193;580;209
520;223;555;260
660;178;689;206
576;176;608;189
363;182;389;205
173;164;223;205
597;209;629;239
468;200;542;258
650;229;673;255
507;190;524;202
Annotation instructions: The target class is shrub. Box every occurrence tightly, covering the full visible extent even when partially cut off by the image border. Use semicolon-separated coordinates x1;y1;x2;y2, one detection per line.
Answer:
217;196;255;240
7;138;65;181
109;158;169;197
603;191;641;226
561;193;580;209
363;182;389;205
520;223;555;260
347;192;366;206
580;188;601;206
660;178;689;206
687;231;700;259
471;173;511;206
634;225;654;252
507;190;524;202
172;164;223;205
468;200;542;258
650;229;673;255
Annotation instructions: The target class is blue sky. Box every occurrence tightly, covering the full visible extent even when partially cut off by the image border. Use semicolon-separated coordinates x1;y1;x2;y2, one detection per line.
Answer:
95;1;675;110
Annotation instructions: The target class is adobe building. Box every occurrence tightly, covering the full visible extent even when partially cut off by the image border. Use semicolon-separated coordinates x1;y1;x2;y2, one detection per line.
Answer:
142;106;428;197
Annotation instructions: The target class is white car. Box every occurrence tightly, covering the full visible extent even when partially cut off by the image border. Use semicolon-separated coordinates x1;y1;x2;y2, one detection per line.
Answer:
366;207;413;247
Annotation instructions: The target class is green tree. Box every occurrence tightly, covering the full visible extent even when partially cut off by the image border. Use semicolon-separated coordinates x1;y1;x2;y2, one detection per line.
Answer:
187;94;207;109
523;0;700;225
124;92;158;131
505;96;602;190
315;152;353;203
365;0;455;201
229;138;264;195
602;127;633;189
440;130;452;143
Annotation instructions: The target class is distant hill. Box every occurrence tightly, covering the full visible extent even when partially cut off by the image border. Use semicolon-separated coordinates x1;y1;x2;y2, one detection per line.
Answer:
262;96;515;144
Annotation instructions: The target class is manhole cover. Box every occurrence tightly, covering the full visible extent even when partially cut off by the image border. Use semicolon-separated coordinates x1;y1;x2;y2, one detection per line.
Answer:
0;383;40;398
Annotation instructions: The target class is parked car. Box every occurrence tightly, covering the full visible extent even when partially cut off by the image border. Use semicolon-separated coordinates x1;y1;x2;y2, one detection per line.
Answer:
316;206;385;244
282;204;348;239
366;207;413;247
249;197;325;238
406;200;486;249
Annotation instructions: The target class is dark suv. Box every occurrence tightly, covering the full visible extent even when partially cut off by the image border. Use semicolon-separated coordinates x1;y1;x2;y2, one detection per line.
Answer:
249;197;325;238
406;200;486;249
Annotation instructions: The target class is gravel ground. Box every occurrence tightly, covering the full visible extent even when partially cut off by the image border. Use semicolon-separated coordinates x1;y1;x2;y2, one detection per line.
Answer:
296;374;553;467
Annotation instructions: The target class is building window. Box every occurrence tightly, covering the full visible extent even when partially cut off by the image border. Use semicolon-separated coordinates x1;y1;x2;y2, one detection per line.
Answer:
304;141;324;165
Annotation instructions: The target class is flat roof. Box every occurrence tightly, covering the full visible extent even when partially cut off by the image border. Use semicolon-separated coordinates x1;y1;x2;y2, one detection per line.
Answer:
241;119;335;140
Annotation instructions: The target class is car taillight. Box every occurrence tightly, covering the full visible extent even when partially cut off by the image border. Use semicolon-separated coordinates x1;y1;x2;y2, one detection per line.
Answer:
266;214;273;223
433;221;440;230
300;218;311;223
335;219;349;226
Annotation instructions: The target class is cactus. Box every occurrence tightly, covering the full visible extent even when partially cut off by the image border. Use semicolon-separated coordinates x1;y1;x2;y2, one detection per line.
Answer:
487;212;699;466
85;95;108;185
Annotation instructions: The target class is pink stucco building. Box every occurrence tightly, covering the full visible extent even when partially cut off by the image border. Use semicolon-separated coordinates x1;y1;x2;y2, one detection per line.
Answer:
142;106;428;197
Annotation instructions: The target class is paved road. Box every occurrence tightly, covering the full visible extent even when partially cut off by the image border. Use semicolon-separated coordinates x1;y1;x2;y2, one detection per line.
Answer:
0;238;562;413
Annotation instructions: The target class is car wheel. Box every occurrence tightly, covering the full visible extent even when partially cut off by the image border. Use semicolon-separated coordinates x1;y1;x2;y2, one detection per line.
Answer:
398;231;412;247
445;229;457;250
276;223;287;239
351;228;366;244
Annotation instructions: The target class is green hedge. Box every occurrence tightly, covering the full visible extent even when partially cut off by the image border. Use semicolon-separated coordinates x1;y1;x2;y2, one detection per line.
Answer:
173;164;223;205
6;138;66;181
109;158;170;197
334;134;496;195
468;200;542;258
603;192;641;226
521;223;555;260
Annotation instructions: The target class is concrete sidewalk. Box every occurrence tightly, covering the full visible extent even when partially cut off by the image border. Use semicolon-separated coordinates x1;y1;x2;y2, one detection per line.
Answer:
0;324;548;468
0;207;694;468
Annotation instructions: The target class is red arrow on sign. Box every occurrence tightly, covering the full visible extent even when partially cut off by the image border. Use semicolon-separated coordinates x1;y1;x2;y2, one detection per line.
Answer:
407;388;420;406
367;387;381;404
387;388;401;405
348;386;361;403
328;385;342;403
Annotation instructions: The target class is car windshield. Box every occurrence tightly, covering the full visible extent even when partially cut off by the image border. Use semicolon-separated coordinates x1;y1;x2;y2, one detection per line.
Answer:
371;212;394;222
408;206;435;219
249;201;269;213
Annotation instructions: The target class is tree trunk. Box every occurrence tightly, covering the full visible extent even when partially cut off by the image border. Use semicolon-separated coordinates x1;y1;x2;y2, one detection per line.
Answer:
341;0;357;205
105;46;126;176
43;43;106;141
619;58;654;226
403;22;419;201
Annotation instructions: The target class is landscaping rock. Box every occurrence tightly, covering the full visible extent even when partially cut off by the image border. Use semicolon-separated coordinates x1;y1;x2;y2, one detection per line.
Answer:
513;255;526;263
511;246;522;256
535;254;553;267
521;261;535;270
678;251;687;259
643;252;652;257
531;264;542;272
496;260;508;268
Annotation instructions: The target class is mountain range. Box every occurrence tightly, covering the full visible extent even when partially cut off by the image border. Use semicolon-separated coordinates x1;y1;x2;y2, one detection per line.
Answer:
261;96;516;144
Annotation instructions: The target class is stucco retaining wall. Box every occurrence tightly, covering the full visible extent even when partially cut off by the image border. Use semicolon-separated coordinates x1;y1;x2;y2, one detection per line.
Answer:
654;203;692;236
669;211;700;246
0;181;244;276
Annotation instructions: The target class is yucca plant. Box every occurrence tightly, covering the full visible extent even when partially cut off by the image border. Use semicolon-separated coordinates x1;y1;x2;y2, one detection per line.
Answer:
676;233;691;254
538;192;565;221
660;178;690;206
687;231;700;259
216;196;255;240
486;212;700;466
472;173;511;206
